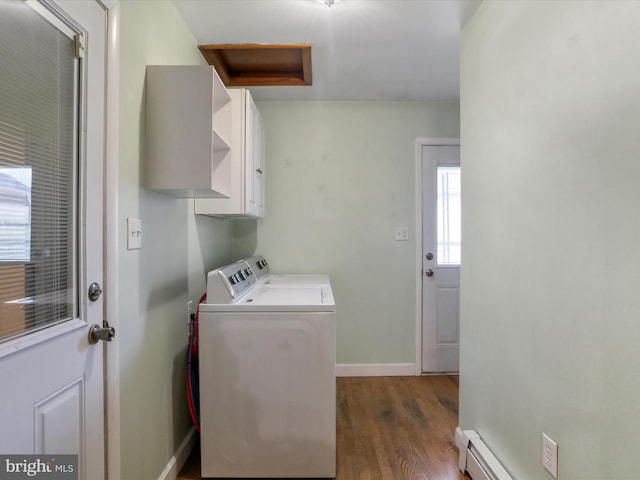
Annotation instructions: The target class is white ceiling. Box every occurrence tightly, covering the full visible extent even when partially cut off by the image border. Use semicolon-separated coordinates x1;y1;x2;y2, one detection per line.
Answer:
171;0;481;101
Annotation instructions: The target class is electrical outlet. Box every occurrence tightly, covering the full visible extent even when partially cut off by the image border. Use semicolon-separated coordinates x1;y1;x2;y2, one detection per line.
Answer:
542;433;558;478
395;226;409;241
187;300;193;324
127;218;142;250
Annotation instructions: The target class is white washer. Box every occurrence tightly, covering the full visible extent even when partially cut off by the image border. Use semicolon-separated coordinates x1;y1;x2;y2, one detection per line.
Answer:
243;255;331;286
199;262;336;478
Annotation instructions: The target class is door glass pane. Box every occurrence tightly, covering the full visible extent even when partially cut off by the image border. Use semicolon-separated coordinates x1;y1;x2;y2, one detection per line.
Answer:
0;2;78;342
437;166;461;265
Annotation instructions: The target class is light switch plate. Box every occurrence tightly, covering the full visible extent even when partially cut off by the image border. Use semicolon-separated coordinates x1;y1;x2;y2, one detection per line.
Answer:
127;218;142;250
395;226;409;241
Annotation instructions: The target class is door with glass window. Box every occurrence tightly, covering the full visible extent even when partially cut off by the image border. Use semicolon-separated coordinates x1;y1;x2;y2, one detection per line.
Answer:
0;1;107;478
422;145;460;372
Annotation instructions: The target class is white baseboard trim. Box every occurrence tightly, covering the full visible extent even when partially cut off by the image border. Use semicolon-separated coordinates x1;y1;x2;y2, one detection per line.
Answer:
156;426;197;480
455;428;514;480
336;363;416;377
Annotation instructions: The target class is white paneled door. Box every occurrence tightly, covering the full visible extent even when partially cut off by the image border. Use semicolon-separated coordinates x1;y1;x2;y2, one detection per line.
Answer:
422;145;461;373
0;1;107;479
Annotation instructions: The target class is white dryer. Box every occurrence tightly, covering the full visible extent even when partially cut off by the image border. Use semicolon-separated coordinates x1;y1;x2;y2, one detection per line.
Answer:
243;254;330;286
199;261;336;478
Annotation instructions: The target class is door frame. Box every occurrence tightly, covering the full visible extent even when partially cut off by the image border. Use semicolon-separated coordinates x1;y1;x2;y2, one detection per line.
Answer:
104;2;121;479
414;137;460;375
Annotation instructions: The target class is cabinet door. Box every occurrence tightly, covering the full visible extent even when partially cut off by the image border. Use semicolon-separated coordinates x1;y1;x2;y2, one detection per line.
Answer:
246;91;265;217
194;89;264;218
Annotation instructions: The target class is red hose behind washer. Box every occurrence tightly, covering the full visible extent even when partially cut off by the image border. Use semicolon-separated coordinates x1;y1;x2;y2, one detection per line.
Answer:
186;293;207;431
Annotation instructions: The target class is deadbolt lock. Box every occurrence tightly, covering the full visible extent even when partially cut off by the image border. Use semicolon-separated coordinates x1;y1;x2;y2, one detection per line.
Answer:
88;282;102;302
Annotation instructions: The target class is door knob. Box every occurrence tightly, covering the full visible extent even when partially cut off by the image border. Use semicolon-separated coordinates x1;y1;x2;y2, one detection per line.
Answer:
425;269;434;277
88;324;115;344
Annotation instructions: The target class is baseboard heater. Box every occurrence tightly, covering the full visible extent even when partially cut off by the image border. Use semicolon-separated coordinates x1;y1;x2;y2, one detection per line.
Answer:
455;428;514;480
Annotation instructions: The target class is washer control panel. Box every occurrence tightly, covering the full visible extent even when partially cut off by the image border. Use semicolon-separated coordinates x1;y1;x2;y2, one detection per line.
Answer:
243;255;270;280
207;261;256;303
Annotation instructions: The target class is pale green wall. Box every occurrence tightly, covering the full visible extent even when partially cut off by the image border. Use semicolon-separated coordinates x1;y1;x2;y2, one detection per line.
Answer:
460;2;640;479
234;101;459;364
117;2;233;479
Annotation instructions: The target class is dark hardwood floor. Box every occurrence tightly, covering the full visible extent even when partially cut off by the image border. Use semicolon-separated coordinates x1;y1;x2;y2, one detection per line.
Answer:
178;375;469;480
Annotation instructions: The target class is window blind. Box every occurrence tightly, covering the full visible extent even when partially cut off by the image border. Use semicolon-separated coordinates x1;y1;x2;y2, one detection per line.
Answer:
0;1;77;342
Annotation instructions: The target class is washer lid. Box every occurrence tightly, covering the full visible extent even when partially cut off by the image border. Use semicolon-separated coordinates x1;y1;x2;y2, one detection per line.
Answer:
245;285;333;305
201;284;335;312
263;274;331;286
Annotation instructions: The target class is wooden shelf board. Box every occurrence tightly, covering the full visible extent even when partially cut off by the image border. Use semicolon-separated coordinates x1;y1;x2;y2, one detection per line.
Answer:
198;43;312;87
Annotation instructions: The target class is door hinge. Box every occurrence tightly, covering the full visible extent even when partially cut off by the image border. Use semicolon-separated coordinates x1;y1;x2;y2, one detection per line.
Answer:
74;33;85;59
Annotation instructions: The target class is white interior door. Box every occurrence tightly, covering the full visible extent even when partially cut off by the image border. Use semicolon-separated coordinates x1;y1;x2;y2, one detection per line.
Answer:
422;145;461;373
0;1;107;478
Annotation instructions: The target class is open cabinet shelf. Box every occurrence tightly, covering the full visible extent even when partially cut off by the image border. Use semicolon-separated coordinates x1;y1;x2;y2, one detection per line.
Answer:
145;65;233;198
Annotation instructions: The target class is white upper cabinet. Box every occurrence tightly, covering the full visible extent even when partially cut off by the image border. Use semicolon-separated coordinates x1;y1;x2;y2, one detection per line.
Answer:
195;88;265;218
145;66;232;198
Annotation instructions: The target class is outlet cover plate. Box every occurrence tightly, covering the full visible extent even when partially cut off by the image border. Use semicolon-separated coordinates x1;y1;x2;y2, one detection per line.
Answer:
542;432;558;478
127;218;142;250
395;226;409;241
